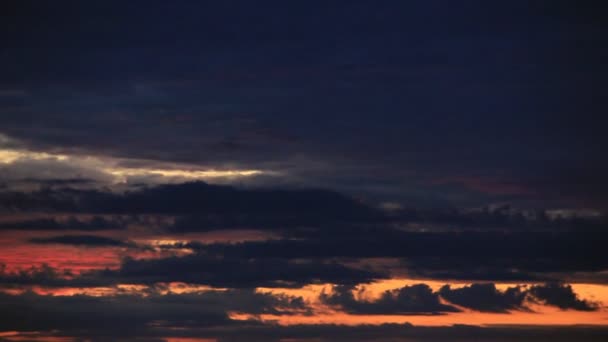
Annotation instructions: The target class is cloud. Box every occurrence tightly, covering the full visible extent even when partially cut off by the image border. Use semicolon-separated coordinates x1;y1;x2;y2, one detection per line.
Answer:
28;235;131;247
0;139;275;187
101;253;386;288
439;283;600;312
0;264;80;288
322;282;598;315
0;181;383;220
438;283;527;312
392;204;607;231
0;216;128;231
528;283;598;311
0;248;383;289
321;284;458;314
194;226;608;282
0;257;383;290
0;289;306;333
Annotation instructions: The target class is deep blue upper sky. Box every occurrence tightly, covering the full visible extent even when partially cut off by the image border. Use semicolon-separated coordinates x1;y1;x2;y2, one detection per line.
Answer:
1;0;607;209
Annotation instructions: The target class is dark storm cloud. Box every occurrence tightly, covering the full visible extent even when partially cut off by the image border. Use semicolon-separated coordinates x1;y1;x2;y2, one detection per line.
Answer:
28;234;131;247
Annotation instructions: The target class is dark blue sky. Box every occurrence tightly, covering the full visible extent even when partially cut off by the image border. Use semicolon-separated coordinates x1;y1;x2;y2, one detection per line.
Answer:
1;1;607;209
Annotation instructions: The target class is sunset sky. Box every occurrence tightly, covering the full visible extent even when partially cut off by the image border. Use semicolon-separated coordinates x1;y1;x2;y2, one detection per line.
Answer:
1;1;608;341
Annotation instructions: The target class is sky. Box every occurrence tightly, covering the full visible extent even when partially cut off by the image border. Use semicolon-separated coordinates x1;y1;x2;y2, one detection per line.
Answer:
1;1;608;341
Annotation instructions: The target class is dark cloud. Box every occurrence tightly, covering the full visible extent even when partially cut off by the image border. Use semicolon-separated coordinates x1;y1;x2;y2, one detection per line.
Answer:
321;282;597;315
17;177;97;187
321;284;458;315
101;253;385;288
0;264;82;288
438;283;527;313
8;253;383;289
0;182;383;221
528;282;598;311
391;204;608;232
0;280;600;340
197;226;608;282
28;234;131;247
0;249;385;290
0;216;128;231
0;289;305;332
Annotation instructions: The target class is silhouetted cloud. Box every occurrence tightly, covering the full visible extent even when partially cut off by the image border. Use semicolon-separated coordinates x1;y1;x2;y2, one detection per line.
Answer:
0;216;128;231
28;235;131;247
195;227;608;282
102;253;385;288
322;282;598;314
0;264;82;288
439;283;527;312
529;283;598;311
0;182;383;221
0;289;306;332
321;284;458;314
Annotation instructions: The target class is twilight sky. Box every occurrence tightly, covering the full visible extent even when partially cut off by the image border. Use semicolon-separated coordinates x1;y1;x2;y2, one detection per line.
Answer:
1;1;608;341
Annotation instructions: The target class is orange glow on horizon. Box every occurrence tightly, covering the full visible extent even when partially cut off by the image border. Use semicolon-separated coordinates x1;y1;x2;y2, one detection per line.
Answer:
231;303;608;327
